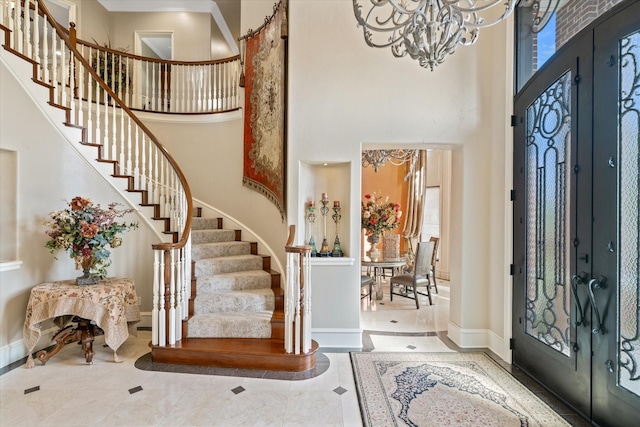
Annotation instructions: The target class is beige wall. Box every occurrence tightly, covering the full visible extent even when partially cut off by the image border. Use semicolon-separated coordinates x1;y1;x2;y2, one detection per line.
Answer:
140;116;288;267
70;0;110;42
109;12;211;60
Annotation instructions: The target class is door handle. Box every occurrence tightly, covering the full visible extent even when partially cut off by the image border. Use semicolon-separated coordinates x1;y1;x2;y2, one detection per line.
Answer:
587;276;607;335
570;272;589;327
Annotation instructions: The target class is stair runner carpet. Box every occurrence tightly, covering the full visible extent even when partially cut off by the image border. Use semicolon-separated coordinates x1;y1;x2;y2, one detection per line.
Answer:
188;217;274;338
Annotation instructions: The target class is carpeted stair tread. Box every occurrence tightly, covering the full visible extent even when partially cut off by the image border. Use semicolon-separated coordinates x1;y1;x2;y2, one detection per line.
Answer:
195;254;264;276
194;289;275;314
191;229;236;244
196;270;273;294
188;312;272;338
191;241;251;260
191;217;221;230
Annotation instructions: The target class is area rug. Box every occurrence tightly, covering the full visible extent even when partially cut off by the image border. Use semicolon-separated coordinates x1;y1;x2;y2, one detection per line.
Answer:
350;352;570;427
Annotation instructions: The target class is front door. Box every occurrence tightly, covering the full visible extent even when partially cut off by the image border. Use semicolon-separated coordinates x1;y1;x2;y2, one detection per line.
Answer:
512;2;640;426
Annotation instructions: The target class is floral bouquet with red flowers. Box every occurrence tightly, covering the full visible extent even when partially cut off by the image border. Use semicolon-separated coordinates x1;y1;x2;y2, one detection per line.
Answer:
361;193;402;235
44;197;138;278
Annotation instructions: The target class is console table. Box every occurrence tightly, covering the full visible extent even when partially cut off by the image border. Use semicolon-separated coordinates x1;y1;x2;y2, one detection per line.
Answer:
23;277;141;367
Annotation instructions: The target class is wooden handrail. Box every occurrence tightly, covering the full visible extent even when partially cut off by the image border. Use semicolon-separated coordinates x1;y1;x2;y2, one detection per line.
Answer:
77;38;240;66
36;1;192;251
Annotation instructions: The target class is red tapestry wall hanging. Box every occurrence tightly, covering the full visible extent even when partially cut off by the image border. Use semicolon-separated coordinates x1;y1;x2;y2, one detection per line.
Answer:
242;0;287;220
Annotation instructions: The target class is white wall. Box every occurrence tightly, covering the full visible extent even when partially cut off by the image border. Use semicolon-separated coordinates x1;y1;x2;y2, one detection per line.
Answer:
0;58;157;367
283;0;513;355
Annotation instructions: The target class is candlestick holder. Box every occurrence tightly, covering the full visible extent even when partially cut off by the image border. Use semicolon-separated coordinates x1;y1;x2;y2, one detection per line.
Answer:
305;202;317;256
318;197;331;257
331;204;343;257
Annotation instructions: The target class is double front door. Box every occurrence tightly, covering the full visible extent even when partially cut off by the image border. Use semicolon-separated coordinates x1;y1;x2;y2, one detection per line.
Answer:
512;2;640;426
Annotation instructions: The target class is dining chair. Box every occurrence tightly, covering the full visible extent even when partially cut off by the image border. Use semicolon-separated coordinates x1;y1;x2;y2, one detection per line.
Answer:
389;241;435;308
428;236;440;294
361;275;374;300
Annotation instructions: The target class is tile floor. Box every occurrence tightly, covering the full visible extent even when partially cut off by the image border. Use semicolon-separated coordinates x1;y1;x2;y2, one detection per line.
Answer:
0;280;591;426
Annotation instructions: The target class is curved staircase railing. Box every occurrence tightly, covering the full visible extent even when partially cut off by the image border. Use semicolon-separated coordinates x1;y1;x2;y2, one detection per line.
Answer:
75;39;241;114
0;0;192;348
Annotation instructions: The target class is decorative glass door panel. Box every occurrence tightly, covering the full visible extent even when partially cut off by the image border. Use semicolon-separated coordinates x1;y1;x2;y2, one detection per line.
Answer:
618;29;640;398
524;72;572;357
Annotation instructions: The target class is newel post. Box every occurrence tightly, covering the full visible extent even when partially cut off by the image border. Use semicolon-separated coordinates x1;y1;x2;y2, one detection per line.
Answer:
68;22;76;48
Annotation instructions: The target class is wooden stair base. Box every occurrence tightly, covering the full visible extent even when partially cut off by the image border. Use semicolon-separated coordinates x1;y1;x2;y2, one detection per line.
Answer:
150;337;319;372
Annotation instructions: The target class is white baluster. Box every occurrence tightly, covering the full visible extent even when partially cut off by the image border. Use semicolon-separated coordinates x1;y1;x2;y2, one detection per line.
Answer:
42;15;49;83
285;252;293;353
51;28;57;103
24;0;31;57
294;253;301;354
153;145;159;205
141;133;147;192
86;48;94;142
303;252;312;353
174;246;182;341
77;54;84;128
144;61;149;110
33;1;40;73
133;125;140;188
168;249;176;345
151;62;157;111
110;91;116;162
120;110;132;175
60;44;68;108
180;65;186;112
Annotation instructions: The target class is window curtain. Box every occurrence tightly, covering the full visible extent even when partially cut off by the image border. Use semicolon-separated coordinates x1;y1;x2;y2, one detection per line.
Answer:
402;150;427;261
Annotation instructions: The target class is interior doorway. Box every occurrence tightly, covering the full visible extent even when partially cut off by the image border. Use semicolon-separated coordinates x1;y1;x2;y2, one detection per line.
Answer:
134;31;174;110
360;148;452;323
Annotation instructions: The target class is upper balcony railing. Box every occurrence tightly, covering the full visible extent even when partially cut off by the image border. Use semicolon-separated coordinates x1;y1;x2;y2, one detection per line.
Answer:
75;39;242;114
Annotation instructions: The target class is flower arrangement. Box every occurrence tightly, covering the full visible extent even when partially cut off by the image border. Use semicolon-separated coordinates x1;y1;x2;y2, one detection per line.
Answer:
44;197;138;278
361;193;402;235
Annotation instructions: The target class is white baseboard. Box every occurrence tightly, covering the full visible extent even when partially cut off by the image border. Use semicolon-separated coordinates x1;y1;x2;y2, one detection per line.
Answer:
138;311;152;329
311;328;362;349
447;322;507;362
0;327;57;369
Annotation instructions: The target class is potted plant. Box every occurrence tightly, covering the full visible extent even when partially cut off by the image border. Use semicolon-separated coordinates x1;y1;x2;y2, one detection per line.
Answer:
44;197;138;284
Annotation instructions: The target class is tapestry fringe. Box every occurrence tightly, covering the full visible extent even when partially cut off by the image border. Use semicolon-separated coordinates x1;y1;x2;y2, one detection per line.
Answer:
243;177;285;222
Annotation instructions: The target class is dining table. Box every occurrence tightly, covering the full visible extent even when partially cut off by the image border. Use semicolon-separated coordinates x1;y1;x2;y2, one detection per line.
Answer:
361;256;407;300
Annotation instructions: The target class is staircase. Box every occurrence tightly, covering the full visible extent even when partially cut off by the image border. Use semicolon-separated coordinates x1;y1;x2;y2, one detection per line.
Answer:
151;214;318;371
2;0;316;373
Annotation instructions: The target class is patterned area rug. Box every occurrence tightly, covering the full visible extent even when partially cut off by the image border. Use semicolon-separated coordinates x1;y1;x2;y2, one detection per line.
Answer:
350;352;570;427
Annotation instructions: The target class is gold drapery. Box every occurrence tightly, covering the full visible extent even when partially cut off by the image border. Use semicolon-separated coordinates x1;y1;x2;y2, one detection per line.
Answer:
402;150;427;260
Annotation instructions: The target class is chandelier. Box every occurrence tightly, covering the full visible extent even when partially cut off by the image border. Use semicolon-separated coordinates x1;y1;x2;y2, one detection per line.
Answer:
352;0;517;71
362;149;417;172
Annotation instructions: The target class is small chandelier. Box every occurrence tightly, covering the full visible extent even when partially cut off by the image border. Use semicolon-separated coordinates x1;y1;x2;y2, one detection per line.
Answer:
352;0;517;71
362;149;417;172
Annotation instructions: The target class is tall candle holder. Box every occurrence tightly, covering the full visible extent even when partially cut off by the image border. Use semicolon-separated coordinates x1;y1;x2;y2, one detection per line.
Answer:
305;201;317;256
318;193;331;257
331;201;343;257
